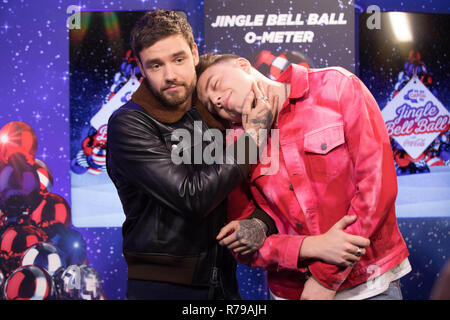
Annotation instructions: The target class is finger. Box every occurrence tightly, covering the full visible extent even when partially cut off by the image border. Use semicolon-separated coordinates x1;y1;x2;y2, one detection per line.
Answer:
346;234;371;248
240;249;255;255
257;81;267;98
232;244;248;253
345;260;356;267
216;221;238;241
219;232;239;247
271;94;279;120
267;85;276;108
269;86;276;106
257;83;270;108
228;240;247;250
341;254;359;267
345;254;360;265
252;81;262;99
333;215;357;230
241;91;255;121
347;245;365;258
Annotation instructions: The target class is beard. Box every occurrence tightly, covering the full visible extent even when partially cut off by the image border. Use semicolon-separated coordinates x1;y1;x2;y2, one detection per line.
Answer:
148;78;196;109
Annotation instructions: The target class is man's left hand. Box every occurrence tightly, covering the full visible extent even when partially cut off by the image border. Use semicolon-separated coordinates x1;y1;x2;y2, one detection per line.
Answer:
300;276;336;300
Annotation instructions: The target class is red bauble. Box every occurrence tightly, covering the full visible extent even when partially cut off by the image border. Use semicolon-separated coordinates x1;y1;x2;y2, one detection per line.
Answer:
0;121;38;165
3;265;54;300
0;224;47;259
31;193;71;228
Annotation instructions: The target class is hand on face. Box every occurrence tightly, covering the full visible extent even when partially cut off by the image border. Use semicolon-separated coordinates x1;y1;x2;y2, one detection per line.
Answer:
241;81;279;147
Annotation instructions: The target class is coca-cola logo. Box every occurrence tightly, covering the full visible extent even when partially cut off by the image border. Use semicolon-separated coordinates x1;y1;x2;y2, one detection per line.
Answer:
385;101;449;137
402;138;425;147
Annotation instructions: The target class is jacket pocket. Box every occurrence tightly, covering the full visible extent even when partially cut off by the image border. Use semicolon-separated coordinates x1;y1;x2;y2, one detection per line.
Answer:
304;123;349;178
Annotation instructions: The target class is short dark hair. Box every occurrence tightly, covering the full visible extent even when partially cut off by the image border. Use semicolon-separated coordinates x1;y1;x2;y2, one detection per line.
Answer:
130;10;195;61
196;53;240;79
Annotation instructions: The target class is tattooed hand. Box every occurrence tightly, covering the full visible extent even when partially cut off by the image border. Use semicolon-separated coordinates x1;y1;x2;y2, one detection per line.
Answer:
241;81;279;148
216;218;268;255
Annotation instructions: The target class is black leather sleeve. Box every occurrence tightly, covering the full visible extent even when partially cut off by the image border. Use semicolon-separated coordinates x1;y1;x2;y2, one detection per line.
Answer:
107;109;254;219
249;206;278;236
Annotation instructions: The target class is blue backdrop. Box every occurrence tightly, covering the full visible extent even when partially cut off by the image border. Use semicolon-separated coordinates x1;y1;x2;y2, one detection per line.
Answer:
0;0;448;300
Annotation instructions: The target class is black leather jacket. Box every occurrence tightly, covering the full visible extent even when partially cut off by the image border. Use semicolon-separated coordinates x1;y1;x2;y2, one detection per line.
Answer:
106;100;252;297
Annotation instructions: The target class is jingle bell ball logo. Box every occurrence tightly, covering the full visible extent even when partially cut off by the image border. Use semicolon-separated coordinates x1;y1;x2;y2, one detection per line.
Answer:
382;77;449;159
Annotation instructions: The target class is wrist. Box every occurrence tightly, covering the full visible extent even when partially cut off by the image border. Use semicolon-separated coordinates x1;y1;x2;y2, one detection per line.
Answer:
252;218;268;235
299;235;319;260
244;128;259;147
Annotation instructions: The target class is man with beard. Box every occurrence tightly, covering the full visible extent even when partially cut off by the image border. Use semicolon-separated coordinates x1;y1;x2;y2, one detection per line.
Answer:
106;10;278;300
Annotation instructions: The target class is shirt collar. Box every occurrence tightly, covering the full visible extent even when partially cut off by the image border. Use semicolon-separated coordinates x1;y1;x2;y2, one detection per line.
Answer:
276;64;309;99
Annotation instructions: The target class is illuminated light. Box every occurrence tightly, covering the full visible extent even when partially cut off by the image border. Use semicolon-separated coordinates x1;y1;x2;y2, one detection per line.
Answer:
69;12;92;43
388;12;413;42
73;242;80;248
0;134;8;144
103;12;121;42
2;22;10;33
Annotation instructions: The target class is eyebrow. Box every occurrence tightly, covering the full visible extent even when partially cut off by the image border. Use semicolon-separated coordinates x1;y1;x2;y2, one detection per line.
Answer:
144;50;188;68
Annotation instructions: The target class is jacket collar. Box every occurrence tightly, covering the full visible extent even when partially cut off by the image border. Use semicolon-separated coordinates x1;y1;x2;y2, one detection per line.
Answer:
131;80;229;130
276;64;309;99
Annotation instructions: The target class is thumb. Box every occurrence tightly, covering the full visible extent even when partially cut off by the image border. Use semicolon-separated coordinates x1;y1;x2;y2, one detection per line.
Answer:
334;215;357;230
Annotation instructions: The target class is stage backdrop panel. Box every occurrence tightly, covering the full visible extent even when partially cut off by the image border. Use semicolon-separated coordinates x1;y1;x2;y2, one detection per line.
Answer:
69;10;198;227
359;12;450;218
205;0;355;73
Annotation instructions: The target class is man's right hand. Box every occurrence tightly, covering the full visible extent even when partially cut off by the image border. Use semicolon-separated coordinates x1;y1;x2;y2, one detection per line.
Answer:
299;215;370;267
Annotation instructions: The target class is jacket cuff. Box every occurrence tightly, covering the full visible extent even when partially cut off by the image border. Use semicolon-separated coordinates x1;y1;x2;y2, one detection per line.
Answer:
279;235;307;270
249;206;278;236
307;260;352;291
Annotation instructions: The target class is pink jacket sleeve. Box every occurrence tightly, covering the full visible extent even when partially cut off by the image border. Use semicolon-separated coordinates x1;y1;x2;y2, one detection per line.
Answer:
227;182;308;272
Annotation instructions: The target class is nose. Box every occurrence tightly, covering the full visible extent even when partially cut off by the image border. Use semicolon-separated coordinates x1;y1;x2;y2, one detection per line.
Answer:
213;95;223;109
164;64;177;82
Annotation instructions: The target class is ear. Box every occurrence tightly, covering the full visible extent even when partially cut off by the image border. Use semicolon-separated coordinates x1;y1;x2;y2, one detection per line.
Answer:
136;55;146;79
235;57;252;74
192;43;199;67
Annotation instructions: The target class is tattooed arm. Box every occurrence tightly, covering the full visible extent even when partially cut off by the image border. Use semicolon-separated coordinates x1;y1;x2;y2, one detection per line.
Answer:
217;218;269;255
